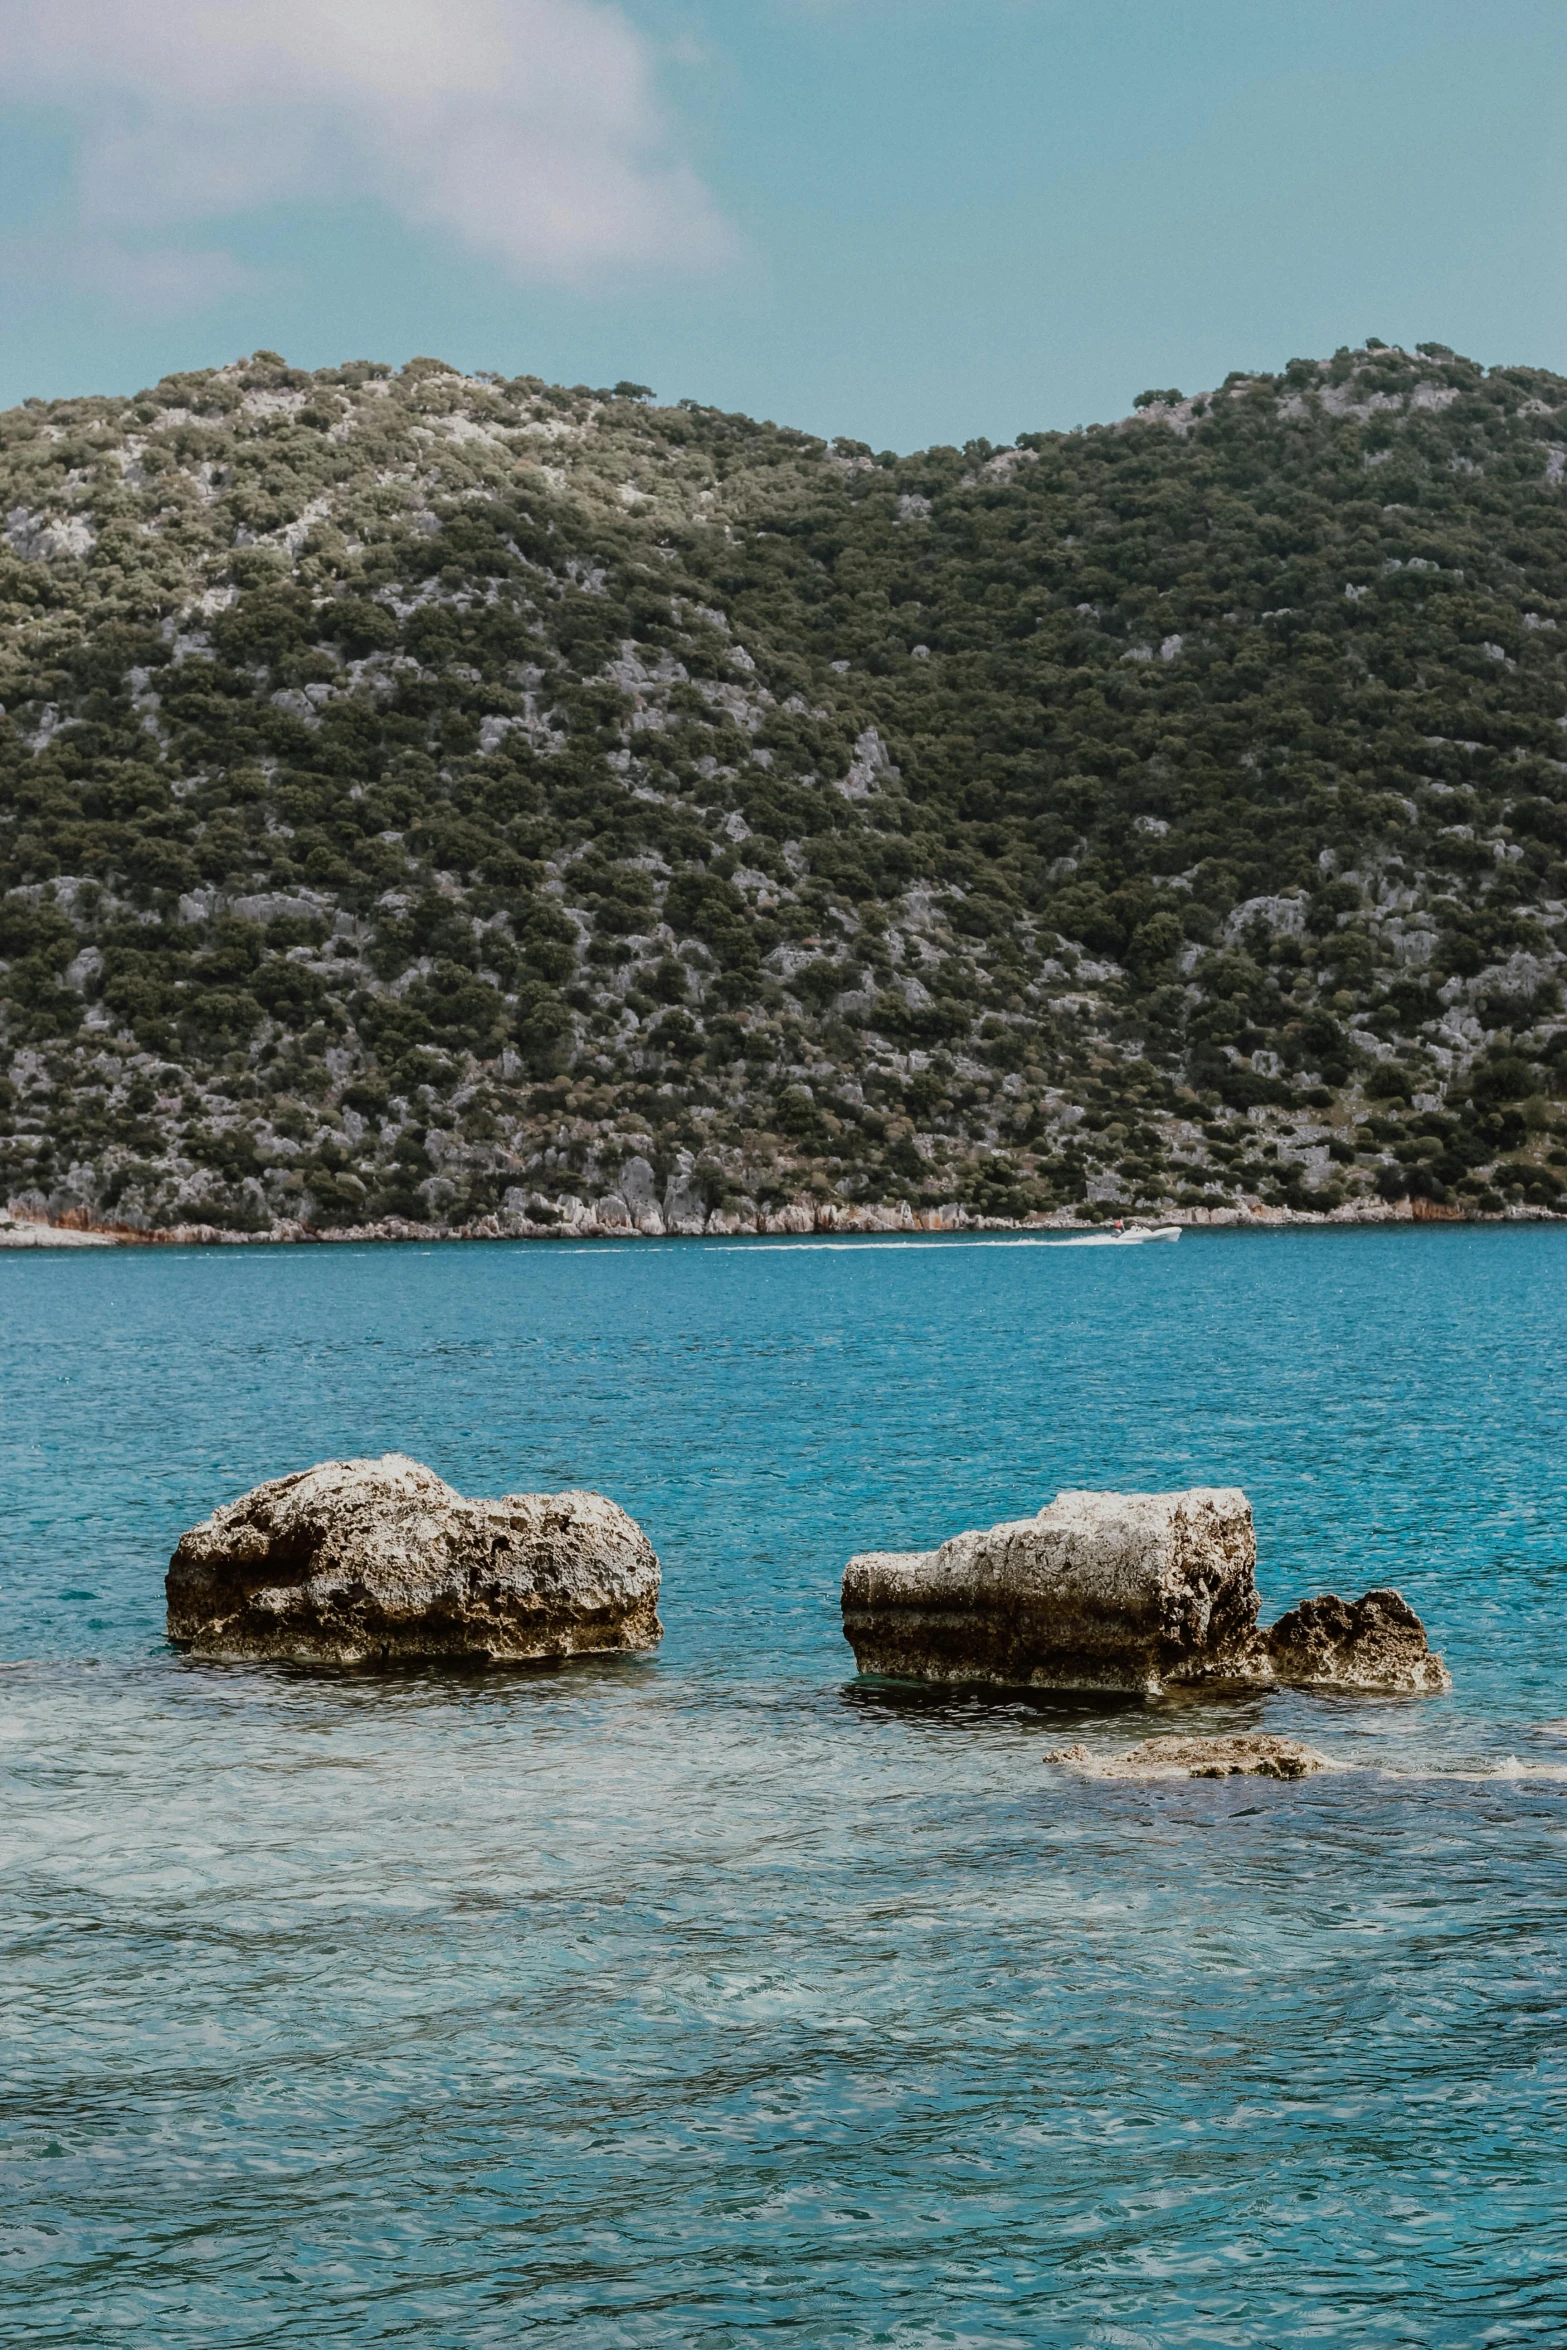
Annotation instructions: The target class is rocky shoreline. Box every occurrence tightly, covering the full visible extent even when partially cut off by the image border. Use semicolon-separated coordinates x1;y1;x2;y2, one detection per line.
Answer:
3;1193;1563;1249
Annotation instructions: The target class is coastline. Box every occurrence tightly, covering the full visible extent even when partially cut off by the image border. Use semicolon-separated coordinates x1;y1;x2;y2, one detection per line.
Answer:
2;1193;1562;1248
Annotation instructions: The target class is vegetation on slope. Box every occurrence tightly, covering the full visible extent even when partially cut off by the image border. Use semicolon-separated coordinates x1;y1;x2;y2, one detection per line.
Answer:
2;338;1566;1232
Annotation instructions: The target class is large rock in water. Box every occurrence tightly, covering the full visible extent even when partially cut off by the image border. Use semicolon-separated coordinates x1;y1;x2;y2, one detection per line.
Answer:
167;1454;661;1665
841;1488;1450;1697
841;1488;1262;1697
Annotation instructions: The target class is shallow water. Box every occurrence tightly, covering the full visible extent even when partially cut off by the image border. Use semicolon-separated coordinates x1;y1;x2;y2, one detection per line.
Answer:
3;1226;1566;2345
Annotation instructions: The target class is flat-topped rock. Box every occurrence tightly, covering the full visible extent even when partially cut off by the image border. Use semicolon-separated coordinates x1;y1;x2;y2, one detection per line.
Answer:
167;1454;661;1666
842;1488;1262;1697
1266;1588;1450;1693
841;1488;1449;1698
1049;1732;1331;1780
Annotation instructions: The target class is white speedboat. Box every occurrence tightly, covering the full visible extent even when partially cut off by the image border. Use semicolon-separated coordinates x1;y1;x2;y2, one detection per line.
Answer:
1049;1222;1182;1248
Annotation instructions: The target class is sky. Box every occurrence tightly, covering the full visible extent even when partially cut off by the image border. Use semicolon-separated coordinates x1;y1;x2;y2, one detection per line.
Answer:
0;0;1563;450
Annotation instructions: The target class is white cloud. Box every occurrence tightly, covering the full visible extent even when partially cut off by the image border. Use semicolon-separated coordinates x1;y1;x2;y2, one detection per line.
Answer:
0;0;734;296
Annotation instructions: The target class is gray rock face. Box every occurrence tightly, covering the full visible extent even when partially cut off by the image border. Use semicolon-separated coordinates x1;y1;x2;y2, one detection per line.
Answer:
842;1488;1261;1697
1265;1588;1450;1693
841;1489;1450;1698
167;1454;661;1666
1049;1732;1330;1780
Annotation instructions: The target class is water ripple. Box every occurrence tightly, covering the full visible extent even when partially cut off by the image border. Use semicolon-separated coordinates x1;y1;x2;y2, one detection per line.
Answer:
2;1229;1565;2343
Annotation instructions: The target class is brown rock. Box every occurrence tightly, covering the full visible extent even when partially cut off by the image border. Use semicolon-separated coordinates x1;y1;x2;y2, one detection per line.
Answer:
1265;1588;1450;1694
842;1488;1453;1701
841;1488;1262;1697
1048;1732;1331;1780
166;1453;662;1666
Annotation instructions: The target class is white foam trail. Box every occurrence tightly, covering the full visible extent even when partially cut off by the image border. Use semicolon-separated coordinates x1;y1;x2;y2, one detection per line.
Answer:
702;1233;1182;1254
707;1241;960;1253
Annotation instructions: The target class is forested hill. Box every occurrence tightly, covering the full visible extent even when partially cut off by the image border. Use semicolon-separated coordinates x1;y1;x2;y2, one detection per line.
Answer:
2;339;1566;1237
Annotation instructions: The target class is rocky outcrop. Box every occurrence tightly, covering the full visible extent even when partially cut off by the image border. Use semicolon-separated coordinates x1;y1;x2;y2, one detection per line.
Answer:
0;1213;114;1247
8;1195;1560;1247
841;1488;1262;1697
1265;1588;1451;1693
1048;1733;1330;1780
5;1197;984;1247
167;1454;661;1666
841;1488;1450;1697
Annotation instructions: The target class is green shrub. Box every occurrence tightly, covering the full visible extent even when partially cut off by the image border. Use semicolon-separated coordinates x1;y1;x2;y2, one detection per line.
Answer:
514;981;572;1076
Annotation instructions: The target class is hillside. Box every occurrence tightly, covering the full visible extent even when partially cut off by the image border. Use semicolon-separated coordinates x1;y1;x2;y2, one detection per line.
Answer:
2;339;1566;1237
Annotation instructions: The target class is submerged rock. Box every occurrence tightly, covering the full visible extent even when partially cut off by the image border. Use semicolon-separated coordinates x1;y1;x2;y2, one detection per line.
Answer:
167;1454;662;1666
841;1488;1450;1697
1265;1588;1450;1693
841;1488;1262;1697
1049;1732;1331;1780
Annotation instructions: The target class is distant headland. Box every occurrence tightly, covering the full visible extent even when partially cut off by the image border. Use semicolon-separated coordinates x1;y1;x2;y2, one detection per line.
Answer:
3;341;1565;1240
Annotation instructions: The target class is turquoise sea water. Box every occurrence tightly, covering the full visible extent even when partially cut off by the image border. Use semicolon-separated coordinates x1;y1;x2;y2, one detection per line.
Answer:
3;1226;1566;2346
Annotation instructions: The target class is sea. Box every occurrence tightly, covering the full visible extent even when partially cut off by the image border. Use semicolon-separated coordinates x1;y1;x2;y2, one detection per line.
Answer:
3;1226;1565;2346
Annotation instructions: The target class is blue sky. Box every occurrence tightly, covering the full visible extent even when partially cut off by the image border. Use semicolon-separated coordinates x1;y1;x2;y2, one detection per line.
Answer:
1;0;1563;448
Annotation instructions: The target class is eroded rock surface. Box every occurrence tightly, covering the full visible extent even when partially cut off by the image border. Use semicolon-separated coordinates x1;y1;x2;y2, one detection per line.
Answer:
1048;1733;1331;1780
842;1489;1450;1697
167;1453;661;1665
841;1488;1261;1696
1266;1588;1450;1693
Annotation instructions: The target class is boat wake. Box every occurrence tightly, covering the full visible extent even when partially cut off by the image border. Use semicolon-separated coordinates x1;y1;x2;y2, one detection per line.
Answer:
698;1226;1184;1255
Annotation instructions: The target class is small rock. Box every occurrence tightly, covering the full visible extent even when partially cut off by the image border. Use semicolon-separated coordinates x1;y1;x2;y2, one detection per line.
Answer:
1048;1733;1331;1780
167;1453;661;1666
1266;1588;1450;1693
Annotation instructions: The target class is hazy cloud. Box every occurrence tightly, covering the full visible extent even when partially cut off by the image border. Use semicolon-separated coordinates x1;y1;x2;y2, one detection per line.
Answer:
0;222;271;319
0;0;734;298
